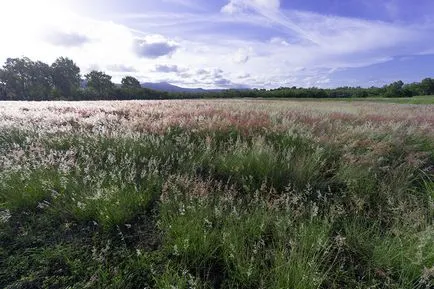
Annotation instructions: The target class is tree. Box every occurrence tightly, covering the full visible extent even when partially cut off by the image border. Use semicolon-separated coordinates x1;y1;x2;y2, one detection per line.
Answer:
0;69;6;100
51;57;81;98
420;78;434;95
384;80;410;98
28;60;53;100
84;70;114;97
121;76;141;89
0;57;53;100
403;83;421;96
0;57;30;99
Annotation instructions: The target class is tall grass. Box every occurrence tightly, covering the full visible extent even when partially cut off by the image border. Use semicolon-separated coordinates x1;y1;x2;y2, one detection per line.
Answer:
0;99;433;288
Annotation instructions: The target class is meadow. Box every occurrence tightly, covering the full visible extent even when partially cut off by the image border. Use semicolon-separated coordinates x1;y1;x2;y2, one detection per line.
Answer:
0;99;433;288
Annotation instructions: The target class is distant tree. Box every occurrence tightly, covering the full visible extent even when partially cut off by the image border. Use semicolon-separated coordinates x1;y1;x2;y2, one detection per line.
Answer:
420;78;434;95
403;82;422;96
121;76;141;89
0;69;6;100
384;80;412;97
85;70;114;97
28;60;53;100
51;57;81;98
1;54;434;101
0;57;30;99
0;57;53;100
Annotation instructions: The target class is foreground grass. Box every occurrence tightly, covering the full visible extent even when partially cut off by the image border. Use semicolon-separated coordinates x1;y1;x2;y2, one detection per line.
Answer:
0;100;433;288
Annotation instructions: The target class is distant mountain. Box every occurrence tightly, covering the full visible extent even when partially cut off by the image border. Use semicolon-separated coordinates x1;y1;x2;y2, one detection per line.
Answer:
81;80;245;93
141;82;221;93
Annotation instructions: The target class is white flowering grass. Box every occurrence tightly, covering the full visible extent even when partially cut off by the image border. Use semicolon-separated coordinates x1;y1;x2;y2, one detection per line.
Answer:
0;99;433;288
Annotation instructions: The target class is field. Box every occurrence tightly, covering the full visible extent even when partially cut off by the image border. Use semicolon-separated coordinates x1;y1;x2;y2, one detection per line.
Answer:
257;95;434;105
0;99;433;288
330;95;434;105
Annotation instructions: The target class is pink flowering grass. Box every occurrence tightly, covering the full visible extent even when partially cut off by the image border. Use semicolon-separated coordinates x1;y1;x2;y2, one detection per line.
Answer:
0;99;433;288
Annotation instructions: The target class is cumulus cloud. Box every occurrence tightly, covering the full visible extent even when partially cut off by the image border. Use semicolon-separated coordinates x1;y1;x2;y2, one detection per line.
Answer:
189;67;242;88
44;31;90;47
233;48;251;64
195;68;225;80
107;64;138;73
133;36;178;58
196;69;209;75
214;78;233;87
221;2;239;14
154;64;182;73
237;73;251;79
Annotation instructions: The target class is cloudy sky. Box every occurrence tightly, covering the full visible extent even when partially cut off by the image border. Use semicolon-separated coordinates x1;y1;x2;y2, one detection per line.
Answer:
1;0;433;88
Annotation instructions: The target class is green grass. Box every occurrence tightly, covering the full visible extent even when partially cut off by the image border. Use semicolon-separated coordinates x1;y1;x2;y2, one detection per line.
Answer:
257;95;434;104
0;103;433;288
344;95;434;104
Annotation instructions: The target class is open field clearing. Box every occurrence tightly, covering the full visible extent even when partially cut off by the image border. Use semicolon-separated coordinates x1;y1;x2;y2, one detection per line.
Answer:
253;95;434;105
347;95;434;104
305;95;434;105
0;99;433;288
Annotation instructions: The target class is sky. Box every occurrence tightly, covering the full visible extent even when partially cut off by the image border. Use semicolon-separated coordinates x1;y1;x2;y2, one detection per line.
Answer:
0;0;433;89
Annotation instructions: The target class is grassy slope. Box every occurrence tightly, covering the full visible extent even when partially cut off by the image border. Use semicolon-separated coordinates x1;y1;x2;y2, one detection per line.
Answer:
0;100;433;288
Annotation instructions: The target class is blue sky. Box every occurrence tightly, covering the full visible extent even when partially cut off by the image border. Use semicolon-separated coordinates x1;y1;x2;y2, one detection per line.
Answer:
0;0;433;88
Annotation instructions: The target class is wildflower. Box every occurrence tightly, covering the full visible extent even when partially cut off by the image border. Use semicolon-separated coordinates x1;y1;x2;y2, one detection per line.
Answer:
334;235;346;247
183;238;189;250
179;204;186;216
204;218;212;229
173;244;179;256
187;273;198;288
0;209;11;223
420;266;434;285
214;206;222;217
246;264;253;277
50;189;60;199
37;200;50;209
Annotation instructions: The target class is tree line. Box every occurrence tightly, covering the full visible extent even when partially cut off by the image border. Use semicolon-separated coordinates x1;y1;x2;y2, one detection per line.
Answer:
0;57;168;101
1;56;433;101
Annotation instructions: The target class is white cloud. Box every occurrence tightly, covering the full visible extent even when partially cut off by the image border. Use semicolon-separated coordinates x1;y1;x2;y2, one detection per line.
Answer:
233;48;252;64
0;0;433;88
44;31;91;47
133;36;179;58
221;0;280;14
107;64;138;73
161;0;203;10
154;64;183;73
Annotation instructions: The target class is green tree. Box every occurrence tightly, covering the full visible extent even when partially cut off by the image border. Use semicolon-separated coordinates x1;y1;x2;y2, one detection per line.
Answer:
0;57;53;100
0;57;31;99
384;80;410;98
420;78;434;95
0;69;6;100
121;76;141;89
51;57;81;98
29;61;53;100
403;82;422;96
85;70;114;97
